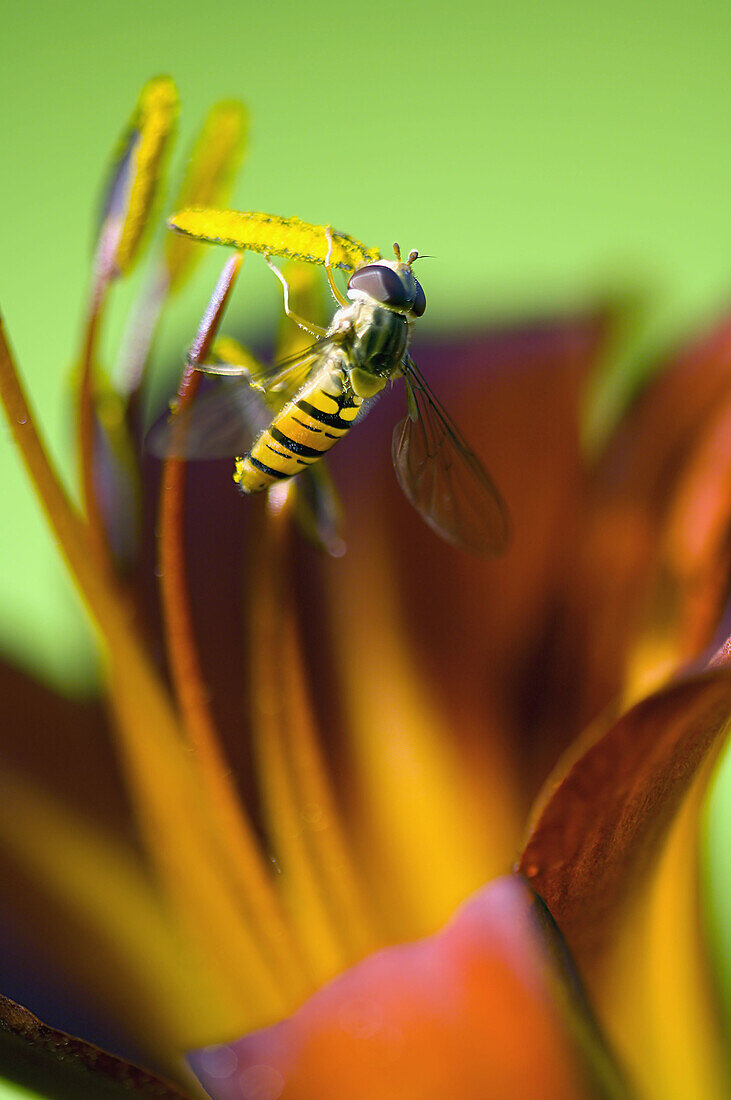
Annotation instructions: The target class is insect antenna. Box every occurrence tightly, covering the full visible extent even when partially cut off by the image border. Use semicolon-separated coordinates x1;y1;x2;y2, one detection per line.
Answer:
392;241;402;262
407;249;419;265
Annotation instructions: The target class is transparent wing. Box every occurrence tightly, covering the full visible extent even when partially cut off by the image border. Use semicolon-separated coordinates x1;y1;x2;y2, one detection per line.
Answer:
146;340;328;459
392;356;510;556
292;461;346;557
146;376;268;459
250;335;332;409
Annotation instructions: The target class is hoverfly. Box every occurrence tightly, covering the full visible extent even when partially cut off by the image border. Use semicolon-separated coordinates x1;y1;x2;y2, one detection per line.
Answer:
150;236;509;556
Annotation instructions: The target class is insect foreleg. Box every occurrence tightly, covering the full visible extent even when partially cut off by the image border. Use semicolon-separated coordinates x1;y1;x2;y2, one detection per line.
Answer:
324;226;350;308
264;255;327;337
194;361;254;377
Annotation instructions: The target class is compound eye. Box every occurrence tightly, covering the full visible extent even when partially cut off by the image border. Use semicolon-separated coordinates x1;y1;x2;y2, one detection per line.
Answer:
348;264;411;309
411;280;427;317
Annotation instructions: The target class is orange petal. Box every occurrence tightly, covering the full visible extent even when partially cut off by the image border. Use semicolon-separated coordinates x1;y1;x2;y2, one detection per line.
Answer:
661;393;731;660
332;318;607;787
189;876;623;1100
576;316;731;706
593;316;731;512
519;665;731;966
519;647;731;1099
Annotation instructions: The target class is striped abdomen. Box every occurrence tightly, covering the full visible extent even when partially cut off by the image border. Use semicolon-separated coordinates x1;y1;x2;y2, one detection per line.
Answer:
234;366;362;493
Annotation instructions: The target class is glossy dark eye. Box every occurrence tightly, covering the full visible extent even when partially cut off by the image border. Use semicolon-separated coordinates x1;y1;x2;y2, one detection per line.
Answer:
411;280;427;317
348;264;411;309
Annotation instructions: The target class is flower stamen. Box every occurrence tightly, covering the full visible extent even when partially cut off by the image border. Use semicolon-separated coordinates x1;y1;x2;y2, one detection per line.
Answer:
157;255;311;999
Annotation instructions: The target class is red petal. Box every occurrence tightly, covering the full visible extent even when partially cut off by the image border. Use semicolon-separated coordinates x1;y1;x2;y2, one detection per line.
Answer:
519;664;731;965
593;316;731;509
190;876;622;1100
569;316;731;707
661;394;731;658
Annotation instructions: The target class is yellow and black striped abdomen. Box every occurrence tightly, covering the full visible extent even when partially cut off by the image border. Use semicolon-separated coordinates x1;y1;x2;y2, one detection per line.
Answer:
234;368;362;493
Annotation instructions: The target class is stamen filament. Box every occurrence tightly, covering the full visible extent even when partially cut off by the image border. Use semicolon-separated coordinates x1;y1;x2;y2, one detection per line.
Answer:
158;255;310;997
75;267;114;569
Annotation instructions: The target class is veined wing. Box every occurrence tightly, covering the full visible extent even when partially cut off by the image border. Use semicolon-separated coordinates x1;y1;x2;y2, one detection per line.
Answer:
146;338;329;459
392;355;510;556
292;461;346;558
146;376;269;458
246;334;333;411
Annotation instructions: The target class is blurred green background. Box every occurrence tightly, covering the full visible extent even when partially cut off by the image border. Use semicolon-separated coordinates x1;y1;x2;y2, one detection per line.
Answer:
1;0;730;1018
2;0;730;687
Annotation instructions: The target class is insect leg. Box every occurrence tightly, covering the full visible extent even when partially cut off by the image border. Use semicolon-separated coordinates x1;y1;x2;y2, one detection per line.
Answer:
403;370;419;422
194;360;255;377
264;255;327;337
324;226;350;308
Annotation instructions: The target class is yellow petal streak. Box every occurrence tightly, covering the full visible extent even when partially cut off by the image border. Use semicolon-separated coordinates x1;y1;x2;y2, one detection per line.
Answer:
165;101;248;291
328;526;521;940
250;495;380;986
0;773;234;1054
594;754;730;1100
114;76;179;274
169;208;380;270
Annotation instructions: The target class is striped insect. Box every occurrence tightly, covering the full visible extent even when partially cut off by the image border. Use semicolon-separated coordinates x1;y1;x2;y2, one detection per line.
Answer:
150;241;509;556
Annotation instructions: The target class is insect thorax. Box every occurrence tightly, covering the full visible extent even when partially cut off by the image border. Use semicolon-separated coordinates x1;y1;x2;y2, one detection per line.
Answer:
339;299;409;379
